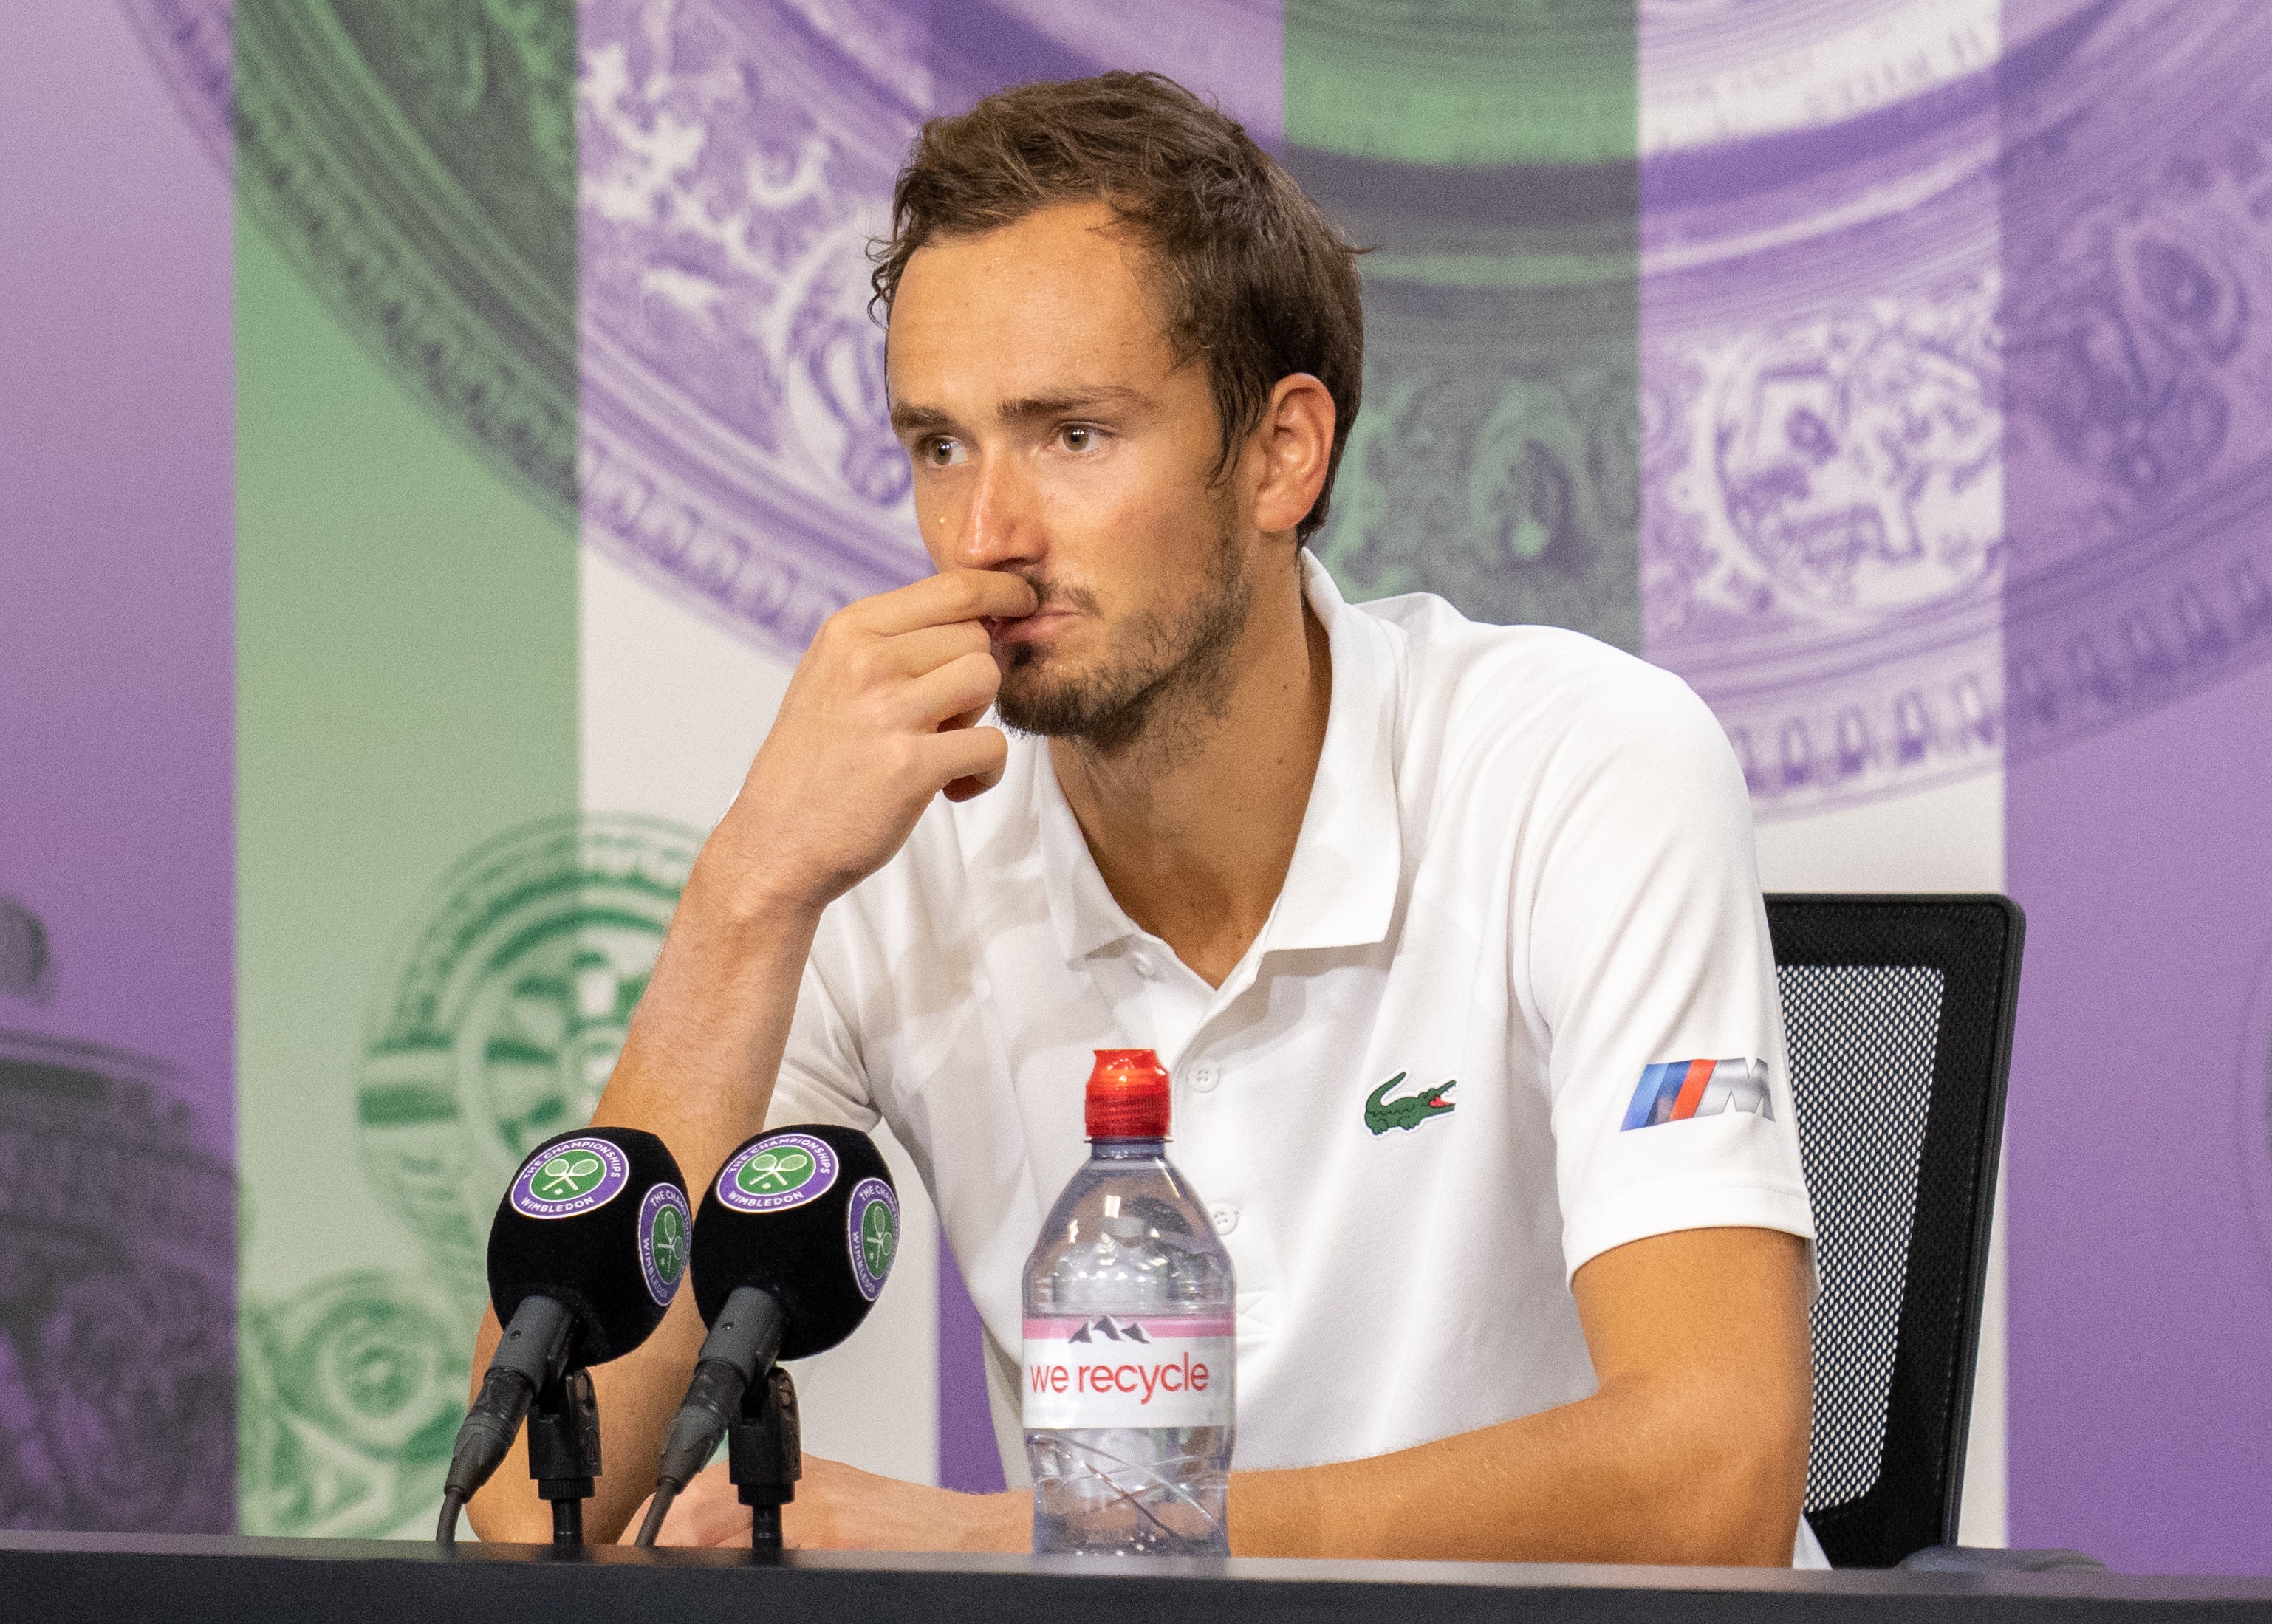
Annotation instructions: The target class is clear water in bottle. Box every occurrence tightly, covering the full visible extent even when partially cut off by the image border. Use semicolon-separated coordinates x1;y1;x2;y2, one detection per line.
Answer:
1023;1049;1235;1557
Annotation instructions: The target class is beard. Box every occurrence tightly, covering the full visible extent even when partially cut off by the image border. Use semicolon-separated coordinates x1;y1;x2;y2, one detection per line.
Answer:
995;510;1253;754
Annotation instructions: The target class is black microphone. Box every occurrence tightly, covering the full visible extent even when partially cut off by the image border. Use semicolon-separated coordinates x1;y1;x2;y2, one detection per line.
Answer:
437;1126;691;1545
636;1123;898;1546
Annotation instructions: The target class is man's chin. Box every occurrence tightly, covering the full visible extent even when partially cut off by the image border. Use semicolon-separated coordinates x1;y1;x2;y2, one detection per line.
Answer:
996;663;1126;743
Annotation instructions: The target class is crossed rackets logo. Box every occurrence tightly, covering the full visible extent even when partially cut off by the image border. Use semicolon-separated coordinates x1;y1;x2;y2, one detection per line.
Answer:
535;1151;607;1199
736;1145;816;1196
650;1202;687;1281
860;1199;897;1278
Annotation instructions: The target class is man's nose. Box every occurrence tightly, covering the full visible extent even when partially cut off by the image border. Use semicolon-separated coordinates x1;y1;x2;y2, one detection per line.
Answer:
950;453;1046;572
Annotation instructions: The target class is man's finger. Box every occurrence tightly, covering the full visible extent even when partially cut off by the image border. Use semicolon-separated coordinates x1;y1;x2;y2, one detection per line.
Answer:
898;650;1001;730
925;724;1010;798
939;708;1006;799
858;568;1037;637
876;620;993;680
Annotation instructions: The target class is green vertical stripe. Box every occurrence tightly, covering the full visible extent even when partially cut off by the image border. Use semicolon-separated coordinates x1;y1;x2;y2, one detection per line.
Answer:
233;0;578;1536
1284;1;1640;650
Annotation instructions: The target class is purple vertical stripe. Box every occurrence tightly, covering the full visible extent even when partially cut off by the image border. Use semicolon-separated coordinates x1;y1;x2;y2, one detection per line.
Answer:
1;4;236;1144
2005;670;2272;1572
936;1240;1007;1493
0;0;235;1530
2001;4;2272;1573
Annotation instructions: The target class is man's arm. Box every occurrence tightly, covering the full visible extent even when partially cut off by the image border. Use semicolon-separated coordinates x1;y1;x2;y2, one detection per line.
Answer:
463;567;1036;1544
643;1224;1812;1563
1229;1224;1812;1564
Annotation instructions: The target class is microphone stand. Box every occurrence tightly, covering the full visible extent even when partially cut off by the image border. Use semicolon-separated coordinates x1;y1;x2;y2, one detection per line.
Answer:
728;1365;801;1554
524;1366;602;1548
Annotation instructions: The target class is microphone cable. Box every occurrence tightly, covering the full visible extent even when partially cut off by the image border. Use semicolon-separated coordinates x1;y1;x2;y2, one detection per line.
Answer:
634;1483;678;1549
436;1485;468;1546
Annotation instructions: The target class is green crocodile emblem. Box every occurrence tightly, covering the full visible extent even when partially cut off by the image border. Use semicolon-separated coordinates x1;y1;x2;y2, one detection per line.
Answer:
1364;1072;1457;1135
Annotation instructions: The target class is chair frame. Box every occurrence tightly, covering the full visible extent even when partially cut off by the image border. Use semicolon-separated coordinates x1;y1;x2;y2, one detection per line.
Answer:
1765;894;2025;1569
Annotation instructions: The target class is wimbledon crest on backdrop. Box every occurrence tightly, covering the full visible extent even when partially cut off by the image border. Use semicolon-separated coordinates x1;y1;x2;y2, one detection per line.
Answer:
236;814;702;1536
357;815;703;1314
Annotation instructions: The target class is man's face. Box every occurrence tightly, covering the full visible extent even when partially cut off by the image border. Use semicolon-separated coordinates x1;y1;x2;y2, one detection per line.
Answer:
886;200;1254;750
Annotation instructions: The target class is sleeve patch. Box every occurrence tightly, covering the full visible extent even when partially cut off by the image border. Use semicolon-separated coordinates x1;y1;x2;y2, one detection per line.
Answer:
1619;1058;1773;1131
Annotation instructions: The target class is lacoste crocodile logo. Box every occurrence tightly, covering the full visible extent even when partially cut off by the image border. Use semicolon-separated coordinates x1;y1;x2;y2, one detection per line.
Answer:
1364;1072;1456;1134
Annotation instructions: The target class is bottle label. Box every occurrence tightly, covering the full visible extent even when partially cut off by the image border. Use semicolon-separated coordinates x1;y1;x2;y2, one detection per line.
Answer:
1021;1315;1234;1429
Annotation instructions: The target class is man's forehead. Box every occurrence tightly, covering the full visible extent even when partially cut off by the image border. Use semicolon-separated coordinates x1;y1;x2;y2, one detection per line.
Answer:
886;202;1174;403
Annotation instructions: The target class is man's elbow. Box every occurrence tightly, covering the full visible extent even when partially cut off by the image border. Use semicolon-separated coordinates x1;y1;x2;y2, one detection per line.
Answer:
1649;1388;1810;1566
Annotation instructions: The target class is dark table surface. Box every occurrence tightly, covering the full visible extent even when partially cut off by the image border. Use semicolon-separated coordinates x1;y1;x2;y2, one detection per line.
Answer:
4;1530;2271;1622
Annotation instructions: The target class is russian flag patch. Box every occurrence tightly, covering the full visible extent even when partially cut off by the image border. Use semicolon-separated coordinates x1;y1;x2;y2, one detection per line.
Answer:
1621;1057;1773;1131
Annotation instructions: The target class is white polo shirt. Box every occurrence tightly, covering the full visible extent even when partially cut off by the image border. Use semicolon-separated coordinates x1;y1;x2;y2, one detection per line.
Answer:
769;553;1820;1555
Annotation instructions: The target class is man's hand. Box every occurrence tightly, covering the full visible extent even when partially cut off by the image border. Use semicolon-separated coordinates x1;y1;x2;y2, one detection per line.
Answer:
699;568;1038;922
629;1456;1029;1552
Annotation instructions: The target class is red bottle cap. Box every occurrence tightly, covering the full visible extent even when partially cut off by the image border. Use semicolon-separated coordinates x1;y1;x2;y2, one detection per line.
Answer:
1085;1049;1171;1139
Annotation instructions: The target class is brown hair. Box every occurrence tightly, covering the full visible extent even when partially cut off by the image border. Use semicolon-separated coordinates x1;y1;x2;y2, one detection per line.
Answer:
872;71;1364;542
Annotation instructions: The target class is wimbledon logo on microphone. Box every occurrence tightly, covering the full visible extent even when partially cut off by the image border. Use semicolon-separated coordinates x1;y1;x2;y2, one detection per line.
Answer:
638;1183;693;1306
717;1131;838;1213
847;1177;898;1301
510;1137;632;1220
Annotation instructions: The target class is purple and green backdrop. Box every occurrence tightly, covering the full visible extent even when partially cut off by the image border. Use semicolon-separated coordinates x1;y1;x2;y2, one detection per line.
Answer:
4;0;2271;1572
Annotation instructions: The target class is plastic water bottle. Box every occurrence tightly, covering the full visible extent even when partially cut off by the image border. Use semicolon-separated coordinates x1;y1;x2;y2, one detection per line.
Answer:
1022;1049;1236;1556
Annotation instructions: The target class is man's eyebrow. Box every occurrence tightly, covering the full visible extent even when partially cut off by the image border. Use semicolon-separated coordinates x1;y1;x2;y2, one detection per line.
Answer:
889;386;1151;439
889;401;954;436
995;385;1148;422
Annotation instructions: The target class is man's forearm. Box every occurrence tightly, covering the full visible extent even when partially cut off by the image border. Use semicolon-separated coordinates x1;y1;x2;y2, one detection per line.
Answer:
462;868;824;1544
1228;1230;1813;1566
1225;1370;1804;1566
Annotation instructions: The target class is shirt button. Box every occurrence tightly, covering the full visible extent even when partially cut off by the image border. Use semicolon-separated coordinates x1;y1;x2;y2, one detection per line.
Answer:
1191;1067;1218;1092
1211;1207;1239;1235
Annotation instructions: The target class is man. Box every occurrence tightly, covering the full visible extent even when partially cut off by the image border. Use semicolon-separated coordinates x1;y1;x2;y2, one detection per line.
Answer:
467;71;1819;1565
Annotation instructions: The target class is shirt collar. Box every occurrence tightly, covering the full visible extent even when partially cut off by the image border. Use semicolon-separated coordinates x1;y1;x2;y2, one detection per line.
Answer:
1036;551;1406;965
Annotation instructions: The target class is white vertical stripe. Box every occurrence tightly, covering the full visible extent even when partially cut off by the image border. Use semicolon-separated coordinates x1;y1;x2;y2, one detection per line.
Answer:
580;544;942;1484
1959;1176;2008;1547
1755;767;2008;1546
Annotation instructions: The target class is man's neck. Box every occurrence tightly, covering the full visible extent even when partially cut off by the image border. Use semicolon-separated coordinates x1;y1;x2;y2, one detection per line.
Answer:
1049;549;1332;989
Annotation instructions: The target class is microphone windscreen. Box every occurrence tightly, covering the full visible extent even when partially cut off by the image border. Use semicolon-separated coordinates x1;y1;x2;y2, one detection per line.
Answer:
486;1126;691;1366
691;1123;898;1360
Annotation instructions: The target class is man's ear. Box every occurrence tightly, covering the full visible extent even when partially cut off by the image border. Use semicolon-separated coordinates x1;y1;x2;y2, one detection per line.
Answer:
1250;374;1337;538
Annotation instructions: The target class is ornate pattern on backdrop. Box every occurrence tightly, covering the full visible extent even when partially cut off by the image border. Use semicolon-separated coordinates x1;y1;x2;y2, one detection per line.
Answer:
130;0;2272;821
1645;0;2272;812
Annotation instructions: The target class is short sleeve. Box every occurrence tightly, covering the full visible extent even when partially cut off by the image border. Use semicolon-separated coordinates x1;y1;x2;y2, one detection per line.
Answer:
768;911;882;1134
1521;670;1816;1280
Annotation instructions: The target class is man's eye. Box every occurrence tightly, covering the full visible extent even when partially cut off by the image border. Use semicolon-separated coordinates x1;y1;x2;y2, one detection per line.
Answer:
923;437;967;468
1061;425;1096;452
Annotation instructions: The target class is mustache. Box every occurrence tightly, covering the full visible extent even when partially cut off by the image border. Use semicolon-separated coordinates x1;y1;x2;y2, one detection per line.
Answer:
991;572;1099;619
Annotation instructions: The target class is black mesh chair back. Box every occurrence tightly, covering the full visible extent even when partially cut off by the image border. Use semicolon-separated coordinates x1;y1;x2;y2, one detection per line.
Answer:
1768;894;2023;1569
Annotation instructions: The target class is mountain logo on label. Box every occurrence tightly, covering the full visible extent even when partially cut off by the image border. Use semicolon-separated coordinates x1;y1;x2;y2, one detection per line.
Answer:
1066;1316;1153;1345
